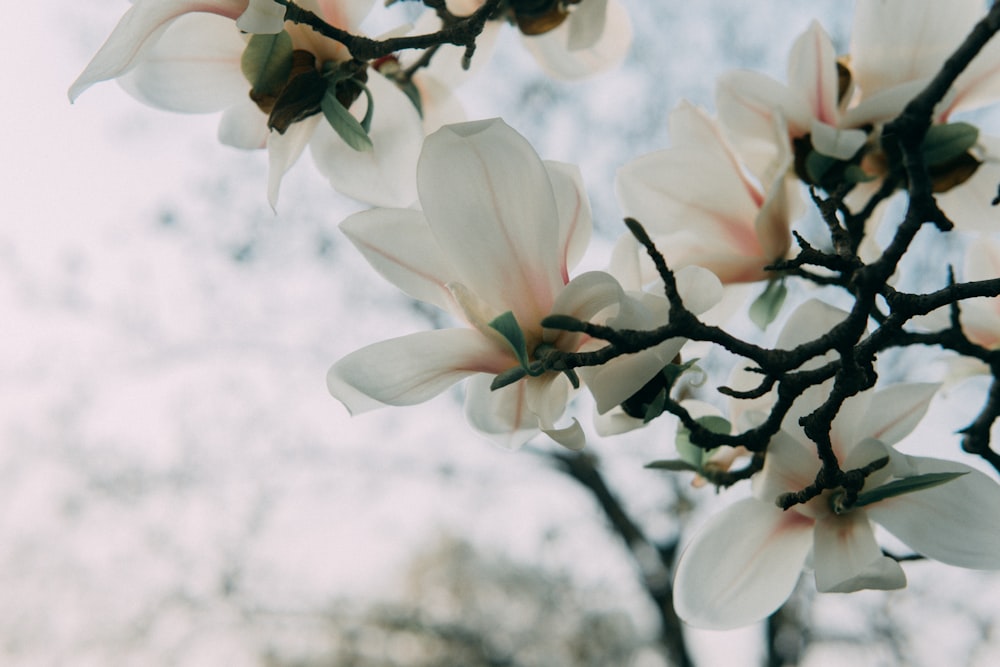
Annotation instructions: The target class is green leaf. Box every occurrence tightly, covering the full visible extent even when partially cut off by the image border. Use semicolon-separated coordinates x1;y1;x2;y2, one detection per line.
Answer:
488;311;531;369
399;80;423;119
923;122;979;167
853;471;969;509
241;31;293;96
321;86;373;152
661;357;700;388
749;279;787;330
645;459;701;472
675;416;730;468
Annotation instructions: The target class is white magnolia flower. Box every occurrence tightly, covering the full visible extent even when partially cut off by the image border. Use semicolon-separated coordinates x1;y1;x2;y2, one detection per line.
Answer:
327;119;715;449
673;300;1000;629
717;0;1000;228
424;0;632;81
69;0;448;208
616;101;801;285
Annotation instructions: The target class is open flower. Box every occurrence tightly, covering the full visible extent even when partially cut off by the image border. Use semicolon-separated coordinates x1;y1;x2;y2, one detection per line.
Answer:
69;0;439;208
329;118;634;449
717;0;1000;225
673;300;1000;629
616;101;801;285
423;0;632;80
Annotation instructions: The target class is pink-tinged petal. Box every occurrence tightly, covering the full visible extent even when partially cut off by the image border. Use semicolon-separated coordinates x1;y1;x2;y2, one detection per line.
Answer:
856;383;939;447
673;498;814;630
266;115;320;209
851;0;982;97
310;72;423;208
545;161;593;276
116;13;246;112
340;208;460;314
716;70;812;174
948;36;1000;115
842;79;930;127
463;374;540;449
69;0;248;102
520;0;632;80
867;455;1000;569
752;429;821;505
813;512;906;593
417;119;563;324
753;173;795;264
787;22;840;125
218;99;269;149
328;328;509;414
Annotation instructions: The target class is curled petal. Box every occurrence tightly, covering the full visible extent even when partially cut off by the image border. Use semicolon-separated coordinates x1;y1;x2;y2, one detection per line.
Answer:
417;119;563;324
327;328;509;414
674;265;723;316
867;455;1000;570
809;121;868;161
547;271;625;346
340;208;460;314
542;419;586;450
69;0;248;101
787;21;840;125
673;498;814;630
813;512;906;593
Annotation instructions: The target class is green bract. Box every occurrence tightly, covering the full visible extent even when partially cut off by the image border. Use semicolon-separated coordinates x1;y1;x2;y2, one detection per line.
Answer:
241;31;293;97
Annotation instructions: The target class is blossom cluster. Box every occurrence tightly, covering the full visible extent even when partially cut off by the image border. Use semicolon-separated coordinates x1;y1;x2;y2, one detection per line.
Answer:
73;0;1000;633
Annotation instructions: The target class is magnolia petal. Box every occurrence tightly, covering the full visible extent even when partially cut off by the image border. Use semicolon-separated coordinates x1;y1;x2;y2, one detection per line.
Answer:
809;121;868;161
949;35;1000;115
542;419;586;450
218;99;270;149
236;0;286;34
328;328;507;414
606;233;647;292
310;72;423;208
856;383;940;447
116;13;247;112
843;79;931;127
464;374;540;449
851;0;981;98
545;161;593;276
315;0;375;31
525;373;576;444
787;22;841;126
674;265;723;316
584;336;685;415
413;71;467;135
776;299;848;352
593;407;644;436
673;498;814;630
417;118;563;324
69;0;248;102
566;0;607;51
267;115;320;209
752;429;821;506
340;208;460;314
936;136;1000;232
867;455;1000;569
521;0;632;80
717;70;812;166
813;512;907;593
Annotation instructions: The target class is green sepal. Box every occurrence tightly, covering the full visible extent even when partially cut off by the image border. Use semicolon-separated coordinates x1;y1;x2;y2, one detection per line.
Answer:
540;314;586;332
850;471;969;510
241;31;294;96
490;366;528;391
321;84;373;152
675;416;730;468
643;388;667;424
488;311;531;369
923;122;978;167
662;357;700;387
749;279;787;330
399;80;424;119
805;150;838;184
645;459;701;472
